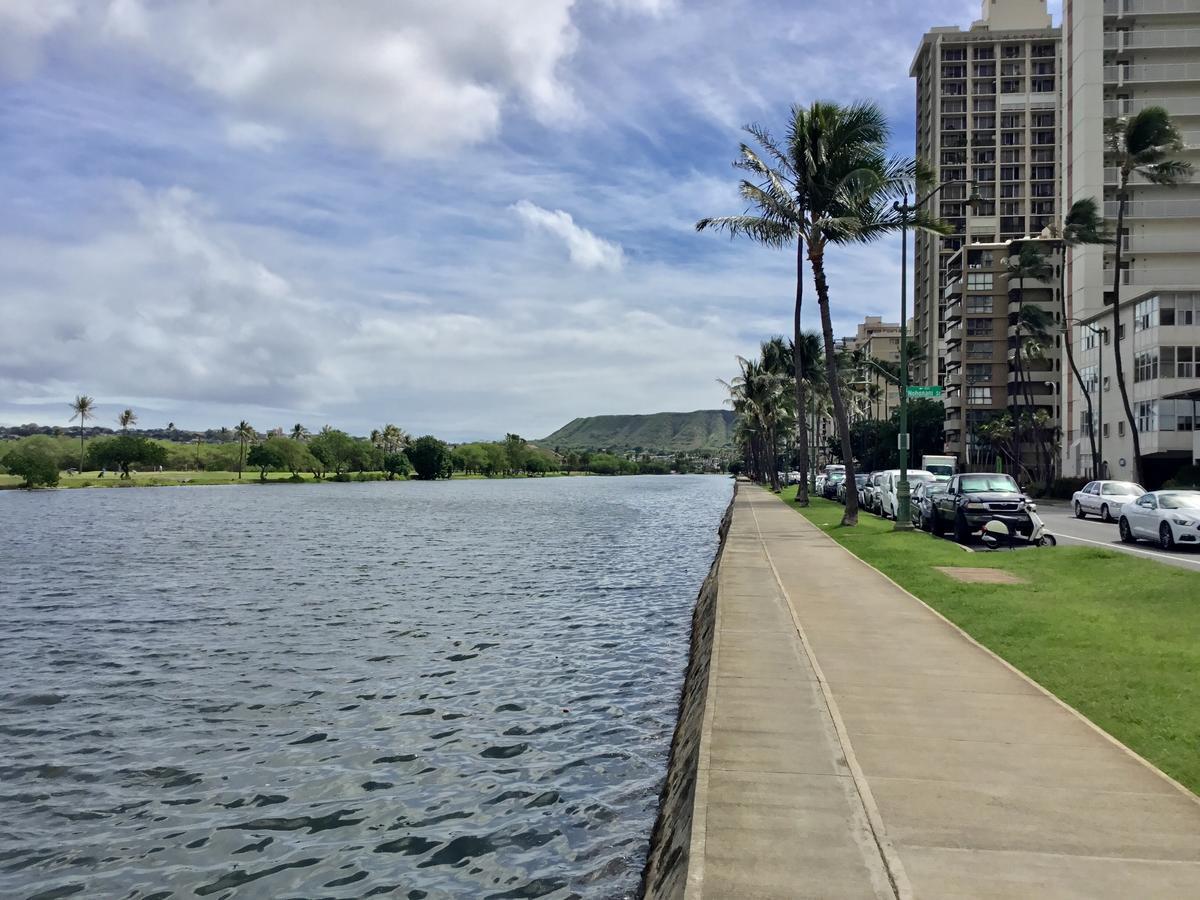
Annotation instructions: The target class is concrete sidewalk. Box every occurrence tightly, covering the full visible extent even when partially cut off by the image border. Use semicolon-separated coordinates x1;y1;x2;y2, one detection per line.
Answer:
690;487;1200;899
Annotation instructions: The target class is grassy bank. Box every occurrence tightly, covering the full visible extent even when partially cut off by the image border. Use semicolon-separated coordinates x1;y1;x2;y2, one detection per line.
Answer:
0;469;594;490
778;488;1200;795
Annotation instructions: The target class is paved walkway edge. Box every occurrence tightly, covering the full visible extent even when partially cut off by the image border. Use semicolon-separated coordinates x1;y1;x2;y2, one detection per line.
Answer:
749;499;914;900
792;492;1200;811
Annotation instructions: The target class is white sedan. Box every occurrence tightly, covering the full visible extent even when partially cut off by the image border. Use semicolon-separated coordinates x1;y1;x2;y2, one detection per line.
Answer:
1073;480;1145;522
1118;490;1200;550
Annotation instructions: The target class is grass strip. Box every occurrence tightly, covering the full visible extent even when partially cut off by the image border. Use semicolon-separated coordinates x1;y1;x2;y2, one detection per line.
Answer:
778;487;1200;795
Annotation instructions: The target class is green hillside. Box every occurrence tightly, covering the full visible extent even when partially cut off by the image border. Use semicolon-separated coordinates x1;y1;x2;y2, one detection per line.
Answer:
540;410;735;453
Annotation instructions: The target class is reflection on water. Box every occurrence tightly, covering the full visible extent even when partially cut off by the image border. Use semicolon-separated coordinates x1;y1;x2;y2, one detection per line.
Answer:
0;475;731;899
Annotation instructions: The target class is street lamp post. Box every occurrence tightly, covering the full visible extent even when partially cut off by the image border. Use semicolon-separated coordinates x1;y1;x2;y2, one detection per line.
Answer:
892;179;980;530
1069;318;1108;478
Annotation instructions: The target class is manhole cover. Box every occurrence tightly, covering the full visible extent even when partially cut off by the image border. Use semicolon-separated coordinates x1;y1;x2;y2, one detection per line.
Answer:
934;567;1027;585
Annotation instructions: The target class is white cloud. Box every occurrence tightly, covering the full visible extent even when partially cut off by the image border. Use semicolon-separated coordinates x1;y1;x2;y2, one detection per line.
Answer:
0;0;80;78
512;200;625;272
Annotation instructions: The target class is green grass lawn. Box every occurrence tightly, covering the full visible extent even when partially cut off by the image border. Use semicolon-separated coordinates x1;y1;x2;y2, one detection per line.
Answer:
778;487;1200;795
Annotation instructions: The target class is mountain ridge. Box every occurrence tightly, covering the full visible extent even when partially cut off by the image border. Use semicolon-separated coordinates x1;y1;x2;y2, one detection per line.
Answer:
539;409;735;453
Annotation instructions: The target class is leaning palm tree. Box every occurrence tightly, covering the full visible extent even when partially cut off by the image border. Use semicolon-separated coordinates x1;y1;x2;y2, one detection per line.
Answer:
234;420;255;479
118;408;137;432
1007;244;1054;484
69;395;96;472
290;423;309;442
1107;107;1193;486
1051;198;1108;477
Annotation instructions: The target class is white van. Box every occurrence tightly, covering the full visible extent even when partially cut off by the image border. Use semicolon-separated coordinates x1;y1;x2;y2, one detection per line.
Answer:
880;469;937;520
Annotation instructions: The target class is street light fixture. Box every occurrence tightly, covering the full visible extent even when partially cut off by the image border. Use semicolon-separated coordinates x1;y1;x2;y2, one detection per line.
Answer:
1068;317;1109;479
891;179;980;531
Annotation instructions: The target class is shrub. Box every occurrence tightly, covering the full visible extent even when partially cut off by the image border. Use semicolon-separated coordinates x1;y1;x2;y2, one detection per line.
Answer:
1163;465;1200;489
3;437;60;487
1046;477;1089;500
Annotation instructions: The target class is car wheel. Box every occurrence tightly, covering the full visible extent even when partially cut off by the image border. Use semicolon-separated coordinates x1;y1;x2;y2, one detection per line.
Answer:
1119;517;1135;544
1074;501;1085;519
1101;504;1111;523
954;512;971;545
1159;522;1176;551
920;513;932;533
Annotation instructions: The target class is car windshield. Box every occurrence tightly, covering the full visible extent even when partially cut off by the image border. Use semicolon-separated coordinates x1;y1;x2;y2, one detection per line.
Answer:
1159;493;1200;510
1102;482;1144;496
855;475;867;486
959;474;1019;493
925;464;954;476
829;473;845;482
908;472;933;482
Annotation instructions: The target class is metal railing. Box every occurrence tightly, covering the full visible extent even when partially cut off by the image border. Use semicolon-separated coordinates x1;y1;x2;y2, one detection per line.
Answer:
1105;0;1200;14
1104;96;1200;117
1104;29;1200;51
1102;267;1200;286
1105;199;1200;219
1105;63;1200;84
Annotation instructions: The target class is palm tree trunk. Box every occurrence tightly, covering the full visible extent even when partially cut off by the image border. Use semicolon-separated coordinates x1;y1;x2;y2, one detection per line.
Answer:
238;439;245;479
1060;265;1100;476
1109;182;1145;486
1011;291;1025;484
808;241;859;525
79;426;85;473
793;236;810;505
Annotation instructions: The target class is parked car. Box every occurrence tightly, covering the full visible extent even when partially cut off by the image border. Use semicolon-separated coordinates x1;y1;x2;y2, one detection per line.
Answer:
930;472;1035;543
846;473;868;506
866;471;888;514
859;472;877;508
879;469;937;520
822;472;845;500
1072;480;1145;522
911;479;949;531
1118;490;1200;550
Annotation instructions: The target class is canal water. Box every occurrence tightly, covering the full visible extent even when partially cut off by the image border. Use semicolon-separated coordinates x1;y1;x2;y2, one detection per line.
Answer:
0;475;731;899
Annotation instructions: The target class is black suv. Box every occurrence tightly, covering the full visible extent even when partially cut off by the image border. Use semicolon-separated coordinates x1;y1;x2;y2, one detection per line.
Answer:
930;472;1034;543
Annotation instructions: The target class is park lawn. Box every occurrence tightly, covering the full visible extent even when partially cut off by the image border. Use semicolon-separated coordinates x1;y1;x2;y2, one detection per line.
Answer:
778;487;1200;795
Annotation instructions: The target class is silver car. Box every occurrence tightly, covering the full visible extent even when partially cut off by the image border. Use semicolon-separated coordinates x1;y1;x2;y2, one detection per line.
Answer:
1072;480;1145;523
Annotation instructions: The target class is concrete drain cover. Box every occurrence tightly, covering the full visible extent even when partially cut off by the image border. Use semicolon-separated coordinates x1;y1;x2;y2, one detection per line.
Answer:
934;567;1028;585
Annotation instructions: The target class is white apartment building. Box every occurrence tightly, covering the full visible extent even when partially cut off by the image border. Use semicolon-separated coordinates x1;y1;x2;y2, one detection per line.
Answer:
1063;0;1200;483
910;0;1061;391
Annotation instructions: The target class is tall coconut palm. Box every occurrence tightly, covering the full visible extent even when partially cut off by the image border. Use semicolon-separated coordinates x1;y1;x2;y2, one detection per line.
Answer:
1107;106;1192;486
234;420;255;479
1053;198;1108;477
290;423;309;442
1016;303;1057;489
69;395;96;472
382;424;409;453
1007;244;1054;484
118;408;137;432
796;101;927;524
722;355;792;490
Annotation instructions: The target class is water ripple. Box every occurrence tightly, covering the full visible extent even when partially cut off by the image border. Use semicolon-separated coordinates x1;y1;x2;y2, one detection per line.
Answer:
0;475;731;898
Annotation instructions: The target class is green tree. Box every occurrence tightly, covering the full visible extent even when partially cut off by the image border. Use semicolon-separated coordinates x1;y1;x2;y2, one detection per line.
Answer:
1007;244;1053;484
588;453;623;475
503;434;528;474
1106;107;1193;485
406;435;452;480
3;437;61;487
309;428;357;477
383;451;412;480
247;440;284;481
88;435;167;478
290;423;309;442
69;394;96;472
234;420;255;479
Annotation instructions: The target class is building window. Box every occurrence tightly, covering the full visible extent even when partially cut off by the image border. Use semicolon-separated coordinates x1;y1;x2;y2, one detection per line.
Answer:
1081;365;1098;393
966;318;993;336
966;296;993;314
1103;423;1110;438
966;364;993;384
966;273;993;290
967;387;993;405
1118;420;1126;437
967;340;993;359
1082;329;1098;351
1103;376;1111;392
1134;295;1159;332
1136;401;1157;434
1134;350;1159;383
1178;346;1195;379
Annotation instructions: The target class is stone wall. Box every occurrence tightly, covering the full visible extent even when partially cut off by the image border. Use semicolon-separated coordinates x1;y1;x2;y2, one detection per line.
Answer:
639;484;735;899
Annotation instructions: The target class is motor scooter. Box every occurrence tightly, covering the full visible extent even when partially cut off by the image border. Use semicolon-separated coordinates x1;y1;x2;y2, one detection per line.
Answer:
979;505;1056;550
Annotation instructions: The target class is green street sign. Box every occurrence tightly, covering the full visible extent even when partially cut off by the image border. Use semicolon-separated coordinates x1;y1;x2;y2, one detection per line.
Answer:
907;386;943;399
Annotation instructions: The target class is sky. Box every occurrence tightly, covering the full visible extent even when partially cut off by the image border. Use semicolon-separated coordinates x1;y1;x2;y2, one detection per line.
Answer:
0;0;1061;441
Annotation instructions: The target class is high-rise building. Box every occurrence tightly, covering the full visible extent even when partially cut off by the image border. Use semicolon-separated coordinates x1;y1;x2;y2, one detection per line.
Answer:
845;316;904;421
1062;0;1200;483
941;237;1063;474
910;0;1061;392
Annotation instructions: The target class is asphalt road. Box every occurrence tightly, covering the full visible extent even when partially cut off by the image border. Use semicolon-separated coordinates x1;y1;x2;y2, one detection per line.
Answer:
1037;501;1200;572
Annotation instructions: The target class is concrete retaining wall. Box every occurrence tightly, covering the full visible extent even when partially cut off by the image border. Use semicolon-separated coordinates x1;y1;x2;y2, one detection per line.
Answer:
639;484;735;899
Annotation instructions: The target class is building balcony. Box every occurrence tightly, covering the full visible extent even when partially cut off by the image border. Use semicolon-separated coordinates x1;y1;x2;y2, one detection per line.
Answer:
1105;0;1200;14
1121;235;1200;253
1105;199;1200;219
946;347;964;368
1105;63;1200;85
1104;96;1200;117
1103;267;1200;287
1008;364;1056;384
1104;28;1200;51
1103;167;1179;185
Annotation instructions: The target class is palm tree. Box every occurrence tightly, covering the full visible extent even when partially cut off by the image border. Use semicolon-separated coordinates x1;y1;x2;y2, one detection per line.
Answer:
290;423;309;442
234;420;255;479
69;395;96;472
1052;198;1108;477
1007;244;1054;484
382;424;409;453
118;408;137;432
1107;107;1193;486
793;331;826;488
722;354;792;490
